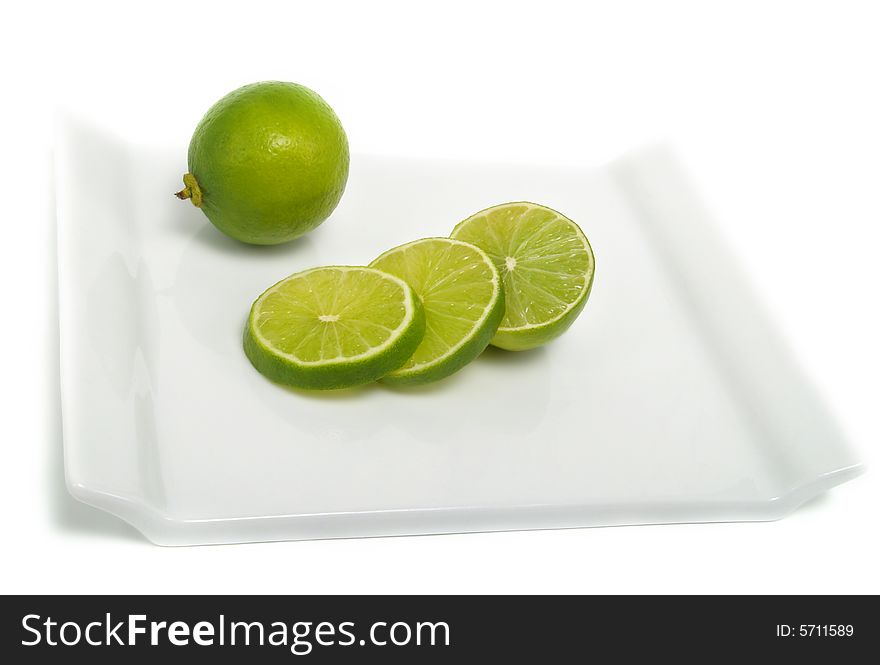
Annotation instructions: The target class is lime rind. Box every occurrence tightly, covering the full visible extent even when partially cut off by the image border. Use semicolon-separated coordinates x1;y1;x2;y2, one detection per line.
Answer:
369;238;505;385
244;266;425;390
185;81;349;245
450;202;594;351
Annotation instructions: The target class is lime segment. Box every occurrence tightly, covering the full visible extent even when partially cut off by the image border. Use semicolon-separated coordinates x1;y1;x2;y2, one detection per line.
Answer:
370;238;504;385
244;266;425;389
451;202;594;351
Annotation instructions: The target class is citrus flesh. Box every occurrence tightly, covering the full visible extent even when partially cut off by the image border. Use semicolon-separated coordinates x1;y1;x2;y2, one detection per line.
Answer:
178;81;349;245
450;202;594;351
369;238;504;385
244;267;425;390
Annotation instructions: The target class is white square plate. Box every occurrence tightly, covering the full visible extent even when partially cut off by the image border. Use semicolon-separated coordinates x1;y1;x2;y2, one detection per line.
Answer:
56;115;862;545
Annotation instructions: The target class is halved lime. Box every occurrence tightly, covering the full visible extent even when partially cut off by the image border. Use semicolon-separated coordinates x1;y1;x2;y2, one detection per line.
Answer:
244;266;425;390
369;238;504;385
451;202;594;351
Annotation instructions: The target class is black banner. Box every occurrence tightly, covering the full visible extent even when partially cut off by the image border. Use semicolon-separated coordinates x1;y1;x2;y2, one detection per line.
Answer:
1;595;875;661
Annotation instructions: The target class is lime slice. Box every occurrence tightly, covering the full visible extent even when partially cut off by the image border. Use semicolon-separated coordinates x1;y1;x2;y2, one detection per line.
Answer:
451;202;594;351
244;266;425;390
369;238;504;385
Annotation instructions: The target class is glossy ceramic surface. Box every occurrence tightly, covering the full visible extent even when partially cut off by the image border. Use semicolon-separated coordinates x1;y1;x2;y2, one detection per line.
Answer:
56;116;862;545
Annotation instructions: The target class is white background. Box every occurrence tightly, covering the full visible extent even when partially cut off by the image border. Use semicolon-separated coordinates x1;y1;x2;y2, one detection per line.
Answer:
1;0;878;593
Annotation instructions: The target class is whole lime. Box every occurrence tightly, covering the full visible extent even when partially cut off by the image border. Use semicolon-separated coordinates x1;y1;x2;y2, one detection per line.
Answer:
176;81;349;245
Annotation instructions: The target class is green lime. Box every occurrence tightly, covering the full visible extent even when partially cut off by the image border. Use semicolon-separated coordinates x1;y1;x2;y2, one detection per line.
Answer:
450;202;594;351
369;238;504;385
176;81;349;245
244;266;425;390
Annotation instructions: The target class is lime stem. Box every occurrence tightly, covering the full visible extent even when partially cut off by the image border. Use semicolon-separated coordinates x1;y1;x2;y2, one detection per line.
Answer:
174;173;203;207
